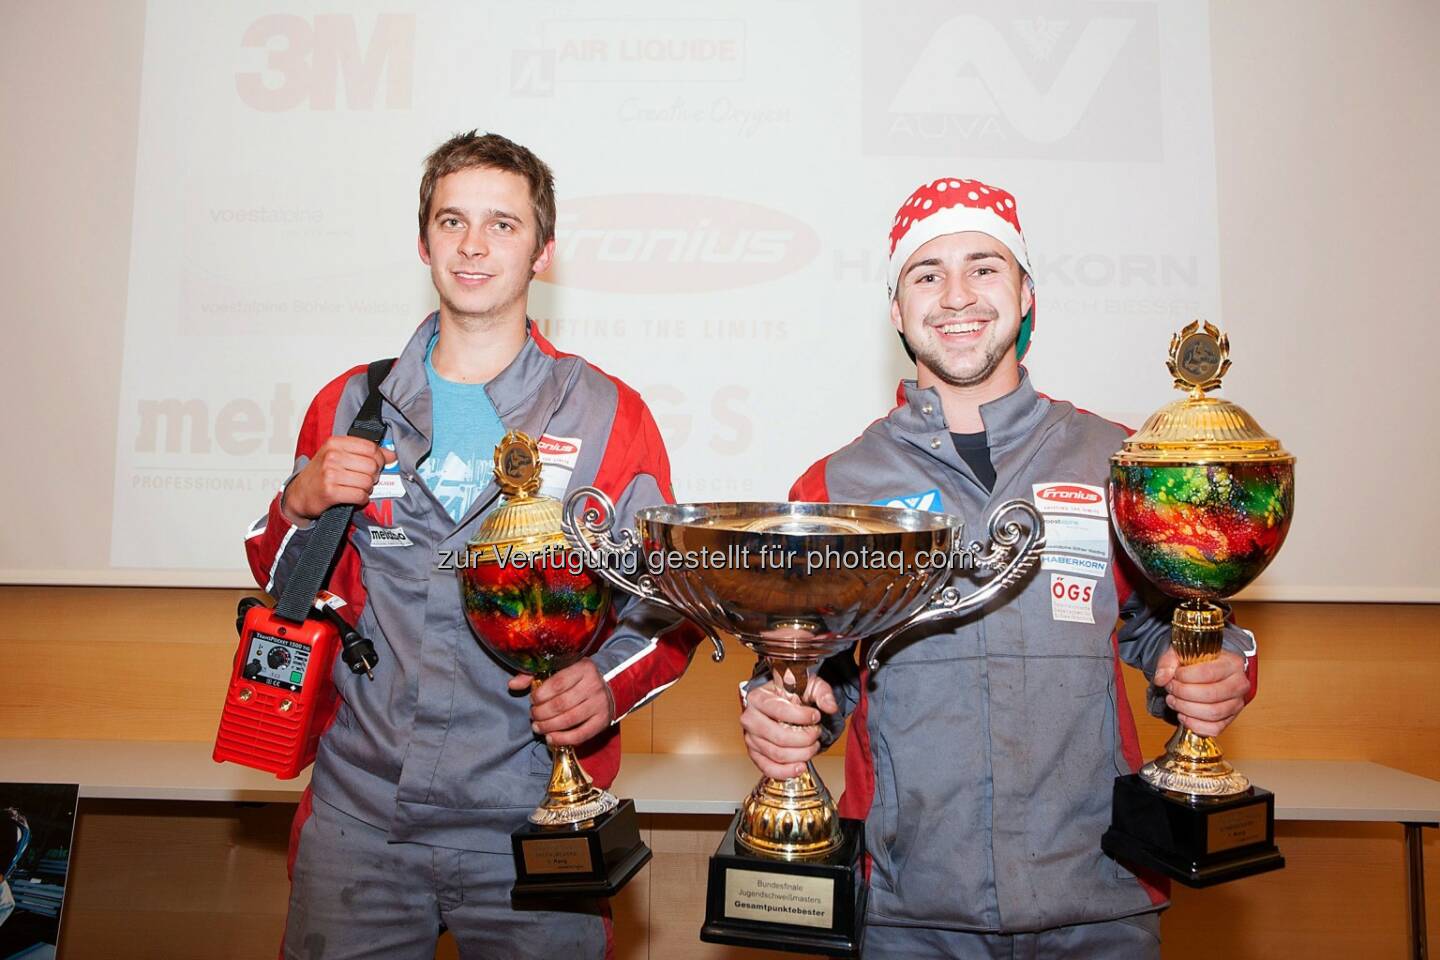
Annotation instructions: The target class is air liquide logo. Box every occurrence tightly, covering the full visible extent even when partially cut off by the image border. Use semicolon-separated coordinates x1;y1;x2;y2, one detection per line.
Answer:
539;195;819;293
862;1;1161;159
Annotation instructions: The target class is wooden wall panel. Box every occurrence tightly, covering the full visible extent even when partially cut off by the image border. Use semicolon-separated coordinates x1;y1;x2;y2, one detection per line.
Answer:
6;587;1438;958
53;805;1438;960
0;585;654;748
58;799;292;960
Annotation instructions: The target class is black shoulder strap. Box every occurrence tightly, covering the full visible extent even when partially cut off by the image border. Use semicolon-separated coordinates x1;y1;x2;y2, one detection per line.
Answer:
274;359;395;623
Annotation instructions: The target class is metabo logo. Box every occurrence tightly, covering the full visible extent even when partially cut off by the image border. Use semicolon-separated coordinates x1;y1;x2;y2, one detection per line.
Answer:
863;1;1162;159
540;195;819;293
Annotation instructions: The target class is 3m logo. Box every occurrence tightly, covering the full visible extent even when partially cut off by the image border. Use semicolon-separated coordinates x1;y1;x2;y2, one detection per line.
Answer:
1037;485;1102;505
236;13;415;111
872;489;943;513
863;2;1161;159
539;195;819;293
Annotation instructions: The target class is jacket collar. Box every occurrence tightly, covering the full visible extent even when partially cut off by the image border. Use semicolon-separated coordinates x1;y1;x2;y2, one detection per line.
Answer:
893;367;1049;451
381;312;559;435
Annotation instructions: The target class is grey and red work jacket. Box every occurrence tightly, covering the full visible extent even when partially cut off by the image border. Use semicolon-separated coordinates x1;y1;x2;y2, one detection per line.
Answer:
792;370;1258;933
245;313;698;854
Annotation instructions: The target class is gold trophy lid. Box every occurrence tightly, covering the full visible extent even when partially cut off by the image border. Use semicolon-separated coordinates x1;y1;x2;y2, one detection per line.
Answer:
466;431;566;561
1114;321;1294;465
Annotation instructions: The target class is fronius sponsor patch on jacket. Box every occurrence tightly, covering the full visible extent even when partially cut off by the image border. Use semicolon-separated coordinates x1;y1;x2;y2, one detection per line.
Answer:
1033;481;1109;576
1031;481;1108;517
871;488;943;512
538;434;581;499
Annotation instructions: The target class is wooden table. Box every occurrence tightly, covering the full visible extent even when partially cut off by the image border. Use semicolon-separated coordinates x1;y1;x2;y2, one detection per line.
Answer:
3;744;1436;957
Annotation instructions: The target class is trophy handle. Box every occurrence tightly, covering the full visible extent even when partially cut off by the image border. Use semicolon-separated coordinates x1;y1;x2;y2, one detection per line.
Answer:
866;499;1046;671
562;486;726;663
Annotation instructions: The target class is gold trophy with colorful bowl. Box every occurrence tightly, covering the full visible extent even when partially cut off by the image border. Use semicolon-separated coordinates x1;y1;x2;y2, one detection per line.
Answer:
458;431;650;897
1101;321;1294;885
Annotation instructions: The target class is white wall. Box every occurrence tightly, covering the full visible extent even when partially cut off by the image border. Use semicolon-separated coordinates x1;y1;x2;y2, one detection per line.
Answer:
2;0;1436;600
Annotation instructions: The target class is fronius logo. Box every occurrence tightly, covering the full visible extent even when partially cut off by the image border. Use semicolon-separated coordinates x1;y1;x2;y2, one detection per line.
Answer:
539;195;819;293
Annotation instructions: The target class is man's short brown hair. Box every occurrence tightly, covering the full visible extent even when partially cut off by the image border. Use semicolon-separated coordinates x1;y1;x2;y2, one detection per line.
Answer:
418;131;556;255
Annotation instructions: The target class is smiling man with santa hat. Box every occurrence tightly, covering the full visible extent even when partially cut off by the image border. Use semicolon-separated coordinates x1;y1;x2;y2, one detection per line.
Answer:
738;178;1262;958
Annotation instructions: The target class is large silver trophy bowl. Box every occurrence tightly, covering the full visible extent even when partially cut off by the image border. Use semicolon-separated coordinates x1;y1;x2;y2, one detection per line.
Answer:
563;491;1045;861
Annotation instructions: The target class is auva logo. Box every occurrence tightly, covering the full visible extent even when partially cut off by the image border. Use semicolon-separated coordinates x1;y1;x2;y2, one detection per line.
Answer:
888;15;1136;143
872;489;943;512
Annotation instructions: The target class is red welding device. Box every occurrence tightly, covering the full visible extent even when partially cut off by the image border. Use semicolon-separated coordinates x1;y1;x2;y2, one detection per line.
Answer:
213;359;391;779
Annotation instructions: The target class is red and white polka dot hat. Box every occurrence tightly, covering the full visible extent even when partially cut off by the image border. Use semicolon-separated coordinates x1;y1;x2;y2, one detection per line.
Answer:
887;176;1036;358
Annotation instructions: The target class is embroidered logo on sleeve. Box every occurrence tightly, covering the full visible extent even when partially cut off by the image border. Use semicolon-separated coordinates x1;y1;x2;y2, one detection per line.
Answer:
1033;481;1110;576
871;488;943;512
537;434;582;499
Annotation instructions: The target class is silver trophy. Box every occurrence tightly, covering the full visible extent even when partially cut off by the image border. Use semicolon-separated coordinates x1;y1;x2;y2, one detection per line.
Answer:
561;492;1043;952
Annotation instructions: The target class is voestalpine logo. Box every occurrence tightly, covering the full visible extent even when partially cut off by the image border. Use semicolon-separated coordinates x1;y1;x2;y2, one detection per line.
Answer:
872;489;943;512
539;195;819;293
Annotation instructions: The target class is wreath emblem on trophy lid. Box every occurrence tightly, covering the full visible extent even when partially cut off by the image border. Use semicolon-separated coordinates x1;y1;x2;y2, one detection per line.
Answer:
1167;319;1231;397
494;431;544;498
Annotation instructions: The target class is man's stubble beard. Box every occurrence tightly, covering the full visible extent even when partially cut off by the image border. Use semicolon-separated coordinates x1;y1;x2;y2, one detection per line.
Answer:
437;273;529;332
911;307;1017;389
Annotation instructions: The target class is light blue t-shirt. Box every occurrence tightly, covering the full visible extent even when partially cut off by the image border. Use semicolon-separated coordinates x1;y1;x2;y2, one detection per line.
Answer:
417;336;508;523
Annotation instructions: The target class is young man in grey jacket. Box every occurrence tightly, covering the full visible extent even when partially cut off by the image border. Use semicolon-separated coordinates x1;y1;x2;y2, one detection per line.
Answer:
248;132;699;959
740;177;1258;958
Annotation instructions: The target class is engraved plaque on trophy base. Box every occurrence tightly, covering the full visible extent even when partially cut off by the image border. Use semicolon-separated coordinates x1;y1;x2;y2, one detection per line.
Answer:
1101;775;1284;887
511;798;651;899
701;813;867;957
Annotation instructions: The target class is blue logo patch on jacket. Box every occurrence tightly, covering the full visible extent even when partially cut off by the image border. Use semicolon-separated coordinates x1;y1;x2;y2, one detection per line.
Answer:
871;489;943;512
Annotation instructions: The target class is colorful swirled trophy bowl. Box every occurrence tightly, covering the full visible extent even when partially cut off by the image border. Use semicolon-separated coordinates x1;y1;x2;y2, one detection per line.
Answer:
1110;321;1295;799
459;431;613;827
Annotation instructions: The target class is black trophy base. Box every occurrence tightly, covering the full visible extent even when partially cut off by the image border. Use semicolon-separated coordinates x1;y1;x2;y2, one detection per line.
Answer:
510;798;651;899
1102;774;1285;887
701;813;867;958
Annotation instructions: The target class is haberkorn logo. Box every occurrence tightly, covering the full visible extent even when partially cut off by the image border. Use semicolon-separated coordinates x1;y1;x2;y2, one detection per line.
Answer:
539;195;819;294
862;1;1161;159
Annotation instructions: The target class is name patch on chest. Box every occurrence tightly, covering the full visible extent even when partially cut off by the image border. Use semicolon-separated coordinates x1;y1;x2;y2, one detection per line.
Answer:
1033;481;1110;577
1050;574;1096;624
537;434;582;499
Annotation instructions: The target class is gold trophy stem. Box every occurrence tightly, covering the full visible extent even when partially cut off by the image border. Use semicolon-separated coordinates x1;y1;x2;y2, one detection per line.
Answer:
1140;601;1251;798
735;658;844;860
528;676;620;826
